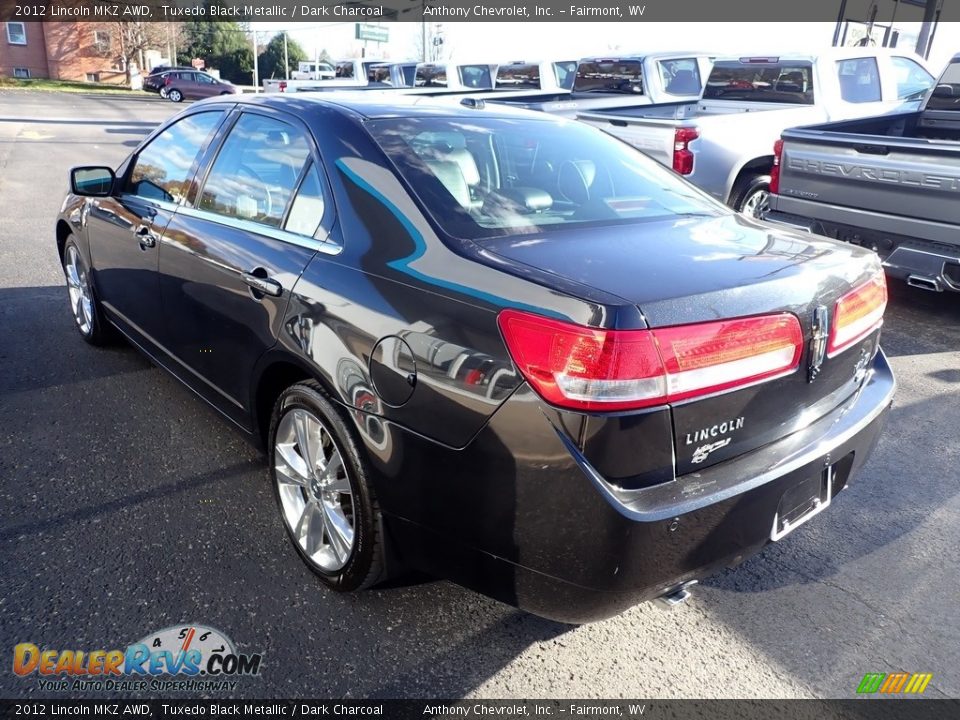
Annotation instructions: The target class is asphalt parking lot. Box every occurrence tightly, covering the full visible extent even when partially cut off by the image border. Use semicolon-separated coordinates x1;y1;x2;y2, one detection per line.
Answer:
0;90;958;700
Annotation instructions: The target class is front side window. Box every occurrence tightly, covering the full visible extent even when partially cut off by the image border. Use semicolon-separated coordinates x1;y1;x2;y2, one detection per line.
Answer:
892;56;934;100
926;62;960;111
659;58;703;96
6;22;26;45
703;61;814;104
837;57;882;103
198;113;312;228
126;111;224;203
196;73;215;85
367;117;722;241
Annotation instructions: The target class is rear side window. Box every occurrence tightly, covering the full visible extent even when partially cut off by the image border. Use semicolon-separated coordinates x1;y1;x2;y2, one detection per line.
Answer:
126;111;224;203
285;162;328;237
336;62;354;79
659;58;703;96
575;60;644;94
891;56;934;100
459;65;493;89
927;62;960;111
553;61;578;90
703;61;814;104
496;64;541;90
837;58;882;103
198;113;312;228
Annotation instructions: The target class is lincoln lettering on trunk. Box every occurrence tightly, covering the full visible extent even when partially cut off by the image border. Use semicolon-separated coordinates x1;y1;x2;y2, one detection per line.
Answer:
685;417;745;446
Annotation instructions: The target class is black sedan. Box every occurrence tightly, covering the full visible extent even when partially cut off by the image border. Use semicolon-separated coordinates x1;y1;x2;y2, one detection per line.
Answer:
56;94;894;623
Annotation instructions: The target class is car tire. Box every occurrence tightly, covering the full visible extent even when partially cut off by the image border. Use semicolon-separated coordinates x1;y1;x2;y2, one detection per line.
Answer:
159;87;168;99
62;238;114;346
732;173;772;219
269;380;386;592
168;89;183;103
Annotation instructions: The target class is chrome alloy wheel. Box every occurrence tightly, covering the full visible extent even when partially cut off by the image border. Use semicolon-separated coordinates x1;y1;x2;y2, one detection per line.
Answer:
274;408;356;572
741;188;770;219
64;245;94;336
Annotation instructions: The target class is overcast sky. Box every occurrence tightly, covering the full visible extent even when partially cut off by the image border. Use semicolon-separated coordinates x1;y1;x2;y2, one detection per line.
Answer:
254;21;960;73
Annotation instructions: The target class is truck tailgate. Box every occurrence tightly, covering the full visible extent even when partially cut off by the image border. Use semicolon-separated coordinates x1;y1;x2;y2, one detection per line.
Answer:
779;130;960;227
577;114;679;167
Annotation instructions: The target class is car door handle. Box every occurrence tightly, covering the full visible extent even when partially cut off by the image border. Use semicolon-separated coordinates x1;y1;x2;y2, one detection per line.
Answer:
241;271;283;297
134;225;157;249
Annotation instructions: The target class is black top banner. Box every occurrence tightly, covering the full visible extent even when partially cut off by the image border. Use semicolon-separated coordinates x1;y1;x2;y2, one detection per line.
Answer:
1;0;959;23
1;700;959;720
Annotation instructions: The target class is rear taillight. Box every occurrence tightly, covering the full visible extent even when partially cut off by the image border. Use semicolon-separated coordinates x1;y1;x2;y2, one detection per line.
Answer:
164;76;172;86
828;272;887;357
279;81;287;92
498;309;802;412
770;138;784;195
672;127;699;175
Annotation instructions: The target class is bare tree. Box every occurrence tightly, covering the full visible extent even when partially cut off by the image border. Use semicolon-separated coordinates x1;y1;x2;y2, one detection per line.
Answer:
414;22;447;63
108;21;168;85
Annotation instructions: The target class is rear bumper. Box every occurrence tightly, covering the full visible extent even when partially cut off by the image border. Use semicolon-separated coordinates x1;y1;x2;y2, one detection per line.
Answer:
376;349;895;624
765;198;960;292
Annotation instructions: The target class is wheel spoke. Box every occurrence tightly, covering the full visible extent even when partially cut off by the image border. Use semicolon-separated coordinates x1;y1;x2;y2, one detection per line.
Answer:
321;499;353;565
296;501;320;555
321;452;343;486
293;410;319;478
275;441;309;485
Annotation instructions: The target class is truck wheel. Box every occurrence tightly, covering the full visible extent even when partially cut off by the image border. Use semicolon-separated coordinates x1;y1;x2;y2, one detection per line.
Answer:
733;174;771;219
269;381;386;592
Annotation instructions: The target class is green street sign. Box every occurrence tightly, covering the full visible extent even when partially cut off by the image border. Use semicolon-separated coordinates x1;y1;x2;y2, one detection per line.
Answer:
355;23;389;43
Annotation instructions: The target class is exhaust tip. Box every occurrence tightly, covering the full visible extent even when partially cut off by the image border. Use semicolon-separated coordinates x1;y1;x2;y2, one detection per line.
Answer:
906;275;942;292
653;580;697;609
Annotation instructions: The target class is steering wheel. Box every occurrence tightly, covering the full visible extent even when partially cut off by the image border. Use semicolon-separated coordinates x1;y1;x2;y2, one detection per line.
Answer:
237;165;274;220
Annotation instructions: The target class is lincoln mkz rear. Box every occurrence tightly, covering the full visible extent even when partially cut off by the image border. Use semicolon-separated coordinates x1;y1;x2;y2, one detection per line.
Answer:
57;95;895;622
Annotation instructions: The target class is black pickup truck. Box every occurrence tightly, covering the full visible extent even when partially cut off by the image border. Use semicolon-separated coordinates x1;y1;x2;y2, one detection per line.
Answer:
765;54;960;293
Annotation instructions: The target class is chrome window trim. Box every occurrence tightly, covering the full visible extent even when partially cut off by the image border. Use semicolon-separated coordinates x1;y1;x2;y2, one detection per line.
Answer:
175;205;341;255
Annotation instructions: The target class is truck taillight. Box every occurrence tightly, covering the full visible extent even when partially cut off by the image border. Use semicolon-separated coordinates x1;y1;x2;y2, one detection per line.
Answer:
279;81;287;92
498;309;802;412
770;138;784;195
828;272;887;357
673;127;699;175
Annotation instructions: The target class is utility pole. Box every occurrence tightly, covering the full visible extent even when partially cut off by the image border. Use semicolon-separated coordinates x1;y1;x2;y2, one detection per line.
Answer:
915;0;939;58
251;29;259;92
421;0;427;62
283;31;289;80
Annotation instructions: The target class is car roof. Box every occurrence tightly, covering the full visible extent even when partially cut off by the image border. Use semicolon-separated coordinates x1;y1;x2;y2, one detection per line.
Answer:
193;91;564;122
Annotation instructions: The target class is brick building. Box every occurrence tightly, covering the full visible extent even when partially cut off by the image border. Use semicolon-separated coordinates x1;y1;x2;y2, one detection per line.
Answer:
1;21;151;85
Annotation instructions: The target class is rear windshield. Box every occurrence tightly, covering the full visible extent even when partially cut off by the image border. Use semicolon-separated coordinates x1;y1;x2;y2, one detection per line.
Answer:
415;65;447;87
703;61;815;104
366;117;722;241
574;60;644;94
496;64;541;90
927;62;960;111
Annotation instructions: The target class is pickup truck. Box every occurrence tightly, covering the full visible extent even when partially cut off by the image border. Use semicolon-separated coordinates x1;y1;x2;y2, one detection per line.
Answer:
483;52;714;117
577;49;936;216
765;54;960;293
290;60;336;81
264;58;391;93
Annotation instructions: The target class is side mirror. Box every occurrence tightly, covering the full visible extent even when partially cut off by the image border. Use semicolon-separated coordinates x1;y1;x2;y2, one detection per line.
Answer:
71;166;115;197
932;83;955;99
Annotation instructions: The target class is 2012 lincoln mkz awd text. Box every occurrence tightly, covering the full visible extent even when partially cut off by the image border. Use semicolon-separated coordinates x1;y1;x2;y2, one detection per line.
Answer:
56;93;894;622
